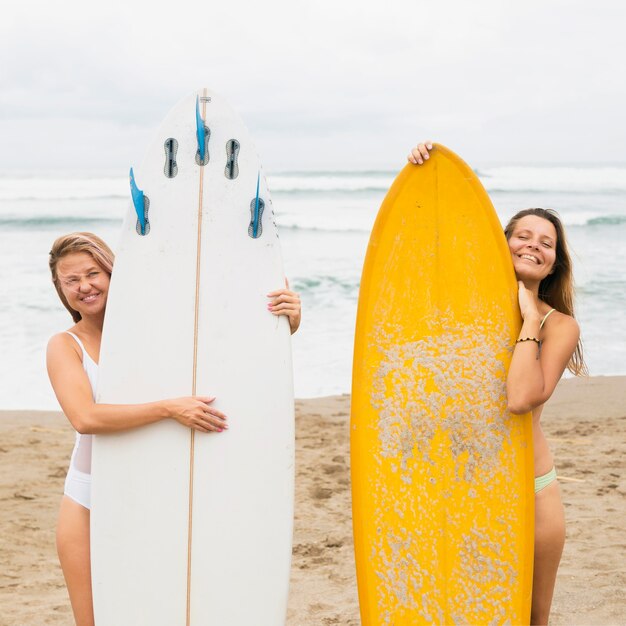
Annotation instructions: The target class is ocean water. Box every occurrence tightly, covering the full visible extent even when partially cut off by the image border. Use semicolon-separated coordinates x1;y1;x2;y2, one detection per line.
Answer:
1;165;624;410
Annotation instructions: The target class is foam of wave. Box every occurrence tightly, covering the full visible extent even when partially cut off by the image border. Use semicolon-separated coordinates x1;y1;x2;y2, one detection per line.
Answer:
278;221;371;234
1;168;624;233
2;166;626;200
0;211;621;233
272;167;626;194
0;216;120;228
0;177;128;201
270;174;393;193
477;166;626;193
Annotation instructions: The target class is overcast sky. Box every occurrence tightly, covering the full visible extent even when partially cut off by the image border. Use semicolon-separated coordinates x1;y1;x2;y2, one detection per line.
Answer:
1;0;625;173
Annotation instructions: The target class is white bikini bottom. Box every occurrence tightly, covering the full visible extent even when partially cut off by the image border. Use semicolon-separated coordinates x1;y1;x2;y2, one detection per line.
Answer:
64;465;91;510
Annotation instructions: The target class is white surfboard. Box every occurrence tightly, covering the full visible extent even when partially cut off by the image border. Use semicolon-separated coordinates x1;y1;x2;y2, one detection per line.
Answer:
91;89;294;626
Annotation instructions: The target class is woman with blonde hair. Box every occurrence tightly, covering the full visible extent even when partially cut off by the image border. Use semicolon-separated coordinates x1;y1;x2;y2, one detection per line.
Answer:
409;143;585;625
47;231;301;626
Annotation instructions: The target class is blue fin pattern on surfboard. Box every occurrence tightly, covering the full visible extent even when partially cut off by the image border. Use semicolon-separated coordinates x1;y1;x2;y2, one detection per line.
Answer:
254;172;260;238
130;168;145;233
196;96;206;163
129;168;150;236
248;172;264;239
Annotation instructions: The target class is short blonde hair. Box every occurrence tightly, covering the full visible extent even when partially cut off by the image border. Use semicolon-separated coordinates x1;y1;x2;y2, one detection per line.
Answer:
49;232;114;323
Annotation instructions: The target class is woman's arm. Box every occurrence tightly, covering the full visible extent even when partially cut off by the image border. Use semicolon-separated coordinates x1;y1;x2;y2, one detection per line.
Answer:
47;333;227;435
268;279;301;334
506;284;580;414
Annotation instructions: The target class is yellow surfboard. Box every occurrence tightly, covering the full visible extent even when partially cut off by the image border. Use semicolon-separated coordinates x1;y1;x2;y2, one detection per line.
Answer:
351;145;534;625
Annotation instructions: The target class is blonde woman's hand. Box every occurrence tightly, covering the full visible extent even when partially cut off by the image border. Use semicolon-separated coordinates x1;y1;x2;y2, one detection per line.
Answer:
268;279;301;334
165;396;227;433
407;141;433;165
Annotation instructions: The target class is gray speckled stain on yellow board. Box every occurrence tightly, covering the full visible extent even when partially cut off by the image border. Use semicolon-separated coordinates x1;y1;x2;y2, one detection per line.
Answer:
367;313;524;625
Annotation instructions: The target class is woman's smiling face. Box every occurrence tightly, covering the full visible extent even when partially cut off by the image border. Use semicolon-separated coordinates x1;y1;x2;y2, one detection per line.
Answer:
56;251;110;318
507;214;558;283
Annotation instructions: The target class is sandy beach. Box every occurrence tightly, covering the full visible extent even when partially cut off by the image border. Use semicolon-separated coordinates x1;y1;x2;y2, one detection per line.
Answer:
1;375;624;625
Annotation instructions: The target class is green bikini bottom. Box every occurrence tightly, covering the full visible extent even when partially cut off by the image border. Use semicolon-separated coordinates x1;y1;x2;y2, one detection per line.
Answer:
535;467;557;493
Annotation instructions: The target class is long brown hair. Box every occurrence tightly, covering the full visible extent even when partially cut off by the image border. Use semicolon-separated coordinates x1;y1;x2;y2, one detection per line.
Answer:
49;232;114;323
504;208;587;376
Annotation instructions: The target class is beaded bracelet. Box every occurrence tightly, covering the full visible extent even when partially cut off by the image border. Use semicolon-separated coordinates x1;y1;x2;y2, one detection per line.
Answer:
516;337;541;346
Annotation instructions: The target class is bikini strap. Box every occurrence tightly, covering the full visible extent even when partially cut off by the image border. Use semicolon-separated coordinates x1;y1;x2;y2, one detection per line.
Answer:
64;331;87;356
540;308;556;329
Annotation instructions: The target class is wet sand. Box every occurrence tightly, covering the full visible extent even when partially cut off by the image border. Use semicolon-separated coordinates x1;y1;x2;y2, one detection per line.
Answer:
1;376;624;625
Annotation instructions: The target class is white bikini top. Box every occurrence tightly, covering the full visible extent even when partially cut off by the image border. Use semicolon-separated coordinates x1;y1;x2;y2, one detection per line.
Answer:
64;331;98;475
65;331;98;400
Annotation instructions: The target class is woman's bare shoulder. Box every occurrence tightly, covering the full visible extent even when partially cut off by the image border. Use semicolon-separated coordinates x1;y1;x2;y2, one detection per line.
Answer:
543;310;580;343
47;330;82;359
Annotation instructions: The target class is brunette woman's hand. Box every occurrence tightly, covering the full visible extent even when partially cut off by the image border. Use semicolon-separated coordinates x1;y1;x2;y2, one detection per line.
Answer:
268;279;301;334
407;141;433;165
166;396;227;433
517;281;541;322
